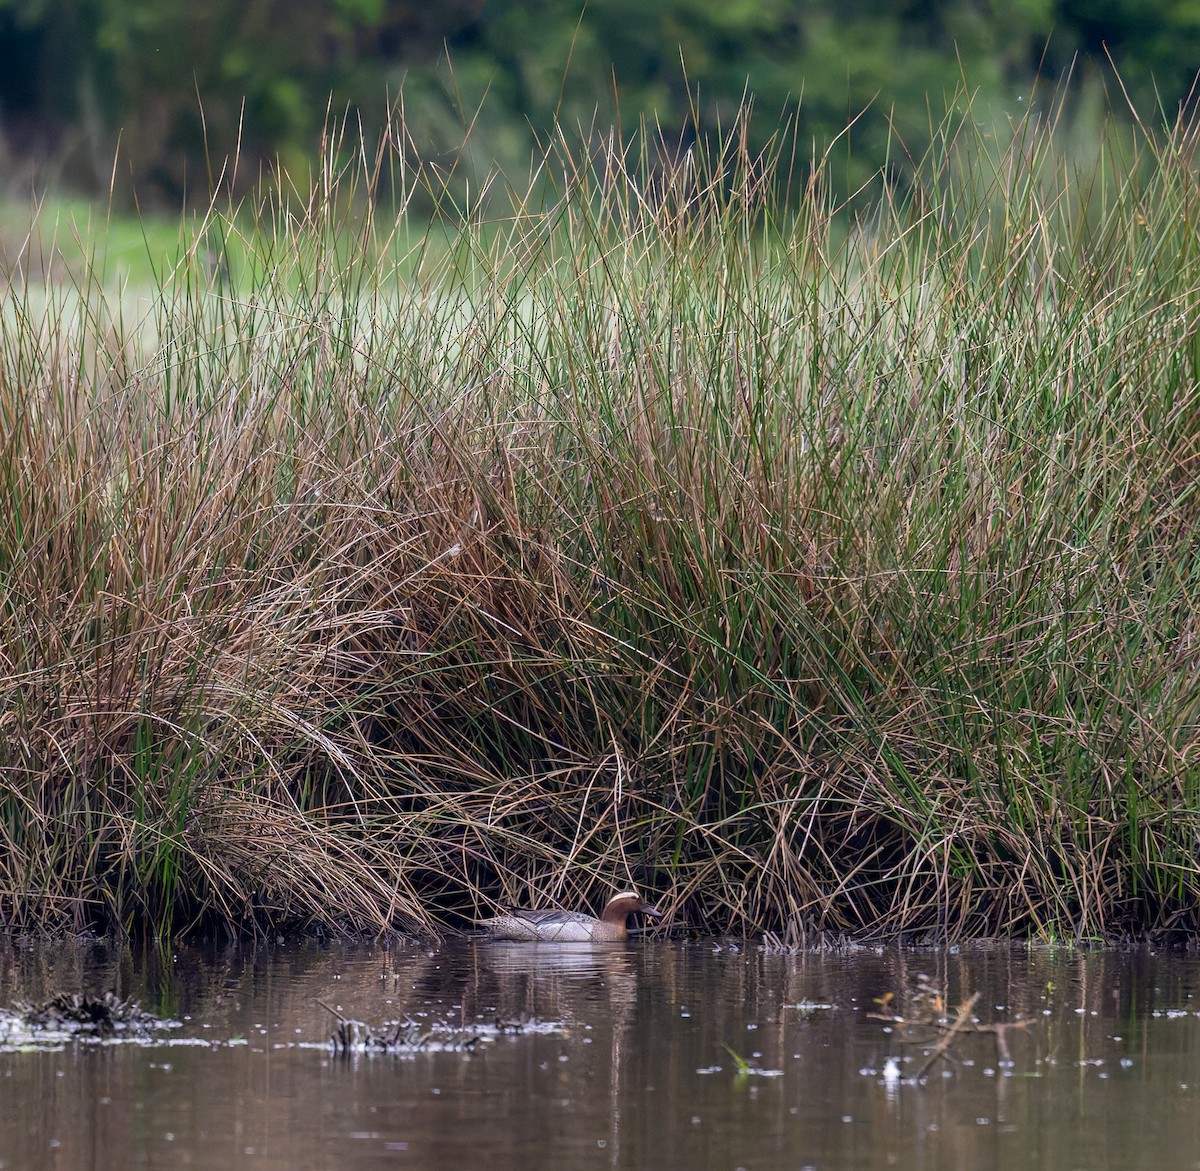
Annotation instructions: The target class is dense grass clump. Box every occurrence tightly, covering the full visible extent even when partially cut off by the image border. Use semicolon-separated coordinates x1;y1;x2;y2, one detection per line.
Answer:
1;94;1199;941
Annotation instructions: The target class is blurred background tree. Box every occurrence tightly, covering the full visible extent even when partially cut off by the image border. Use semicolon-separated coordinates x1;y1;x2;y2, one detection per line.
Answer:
0;0;1195;205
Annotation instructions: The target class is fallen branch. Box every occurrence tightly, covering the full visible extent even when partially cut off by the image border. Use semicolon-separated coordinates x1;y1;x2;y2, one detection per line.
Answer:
914;993;979;1079
868;991;1038;1076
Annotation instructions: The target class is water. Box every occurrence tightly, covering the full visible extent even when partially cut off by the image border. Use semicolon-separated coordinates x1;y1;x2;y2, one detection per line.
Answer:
2;937;1200;1170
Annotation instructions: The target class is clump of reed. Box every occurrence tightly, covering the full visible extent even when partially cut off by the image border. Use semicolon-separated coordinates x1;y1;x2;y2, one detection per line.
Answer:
1;87;1198;940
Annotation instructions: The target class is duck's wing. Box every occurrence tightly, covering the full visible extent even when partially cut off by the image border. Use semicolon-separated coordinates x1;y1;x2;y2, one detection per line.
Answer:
509;908;588;927
514;908;605;940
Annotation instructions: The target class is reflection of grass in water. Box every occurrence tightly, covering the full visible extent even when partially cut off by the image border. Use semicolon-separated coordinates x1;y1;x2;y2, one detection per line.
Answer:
1;90;1199;943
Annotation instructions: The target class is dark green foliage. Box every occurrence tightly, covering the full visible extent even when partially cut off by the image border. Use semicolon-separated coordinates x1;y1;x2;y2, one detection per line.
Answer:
0;0;1198;203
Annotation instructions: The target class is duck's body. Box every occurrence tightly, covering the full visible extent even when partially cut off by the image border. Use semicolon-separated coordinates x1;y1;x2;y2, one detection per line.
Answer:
477;891;662;942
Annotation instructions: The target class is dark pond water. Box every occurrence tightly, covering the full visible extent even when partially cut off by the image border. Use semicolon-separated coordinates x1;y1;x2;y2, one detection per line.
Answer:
2;935;1200;1170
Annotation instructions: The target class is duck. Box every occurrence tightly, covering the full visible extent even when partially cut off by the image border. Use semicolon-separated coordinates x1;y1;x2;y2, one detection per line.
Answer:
476;890;663;942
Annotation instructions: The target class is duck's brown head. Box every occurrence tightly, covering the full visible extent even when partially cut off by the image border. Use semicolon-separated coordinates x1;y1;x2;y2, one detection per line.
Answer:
601;890;663;926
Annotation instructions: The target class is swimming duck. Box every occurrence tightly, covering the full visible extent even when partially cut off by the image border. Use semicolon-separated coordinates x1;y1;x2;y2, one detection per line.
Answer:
477;890;663;942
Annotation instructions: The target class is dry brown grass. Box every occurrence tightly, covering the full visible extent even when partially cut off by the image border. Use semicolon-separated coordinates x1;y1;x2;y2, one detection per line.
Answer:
1;96;1199;940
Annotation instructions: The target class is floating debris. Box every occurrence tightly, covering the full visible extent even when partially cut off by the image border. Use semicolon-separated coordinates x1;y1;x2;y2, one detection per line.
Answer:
1;992;180;1050
329;1016;482;1057
787;1001;835;1019
319;1000;566;1058
882;1056;902;1086
488;1013;564;1035
868;975;1039;1082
